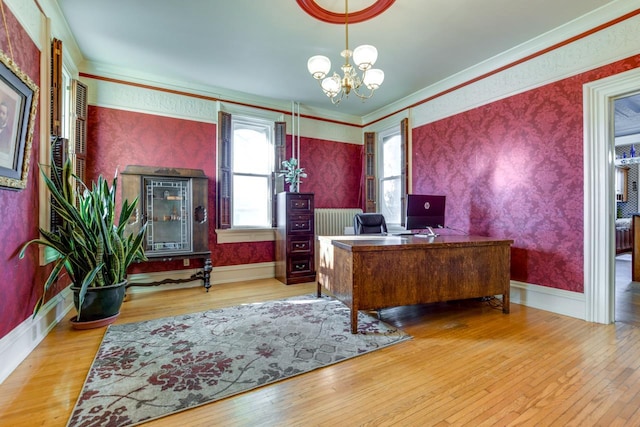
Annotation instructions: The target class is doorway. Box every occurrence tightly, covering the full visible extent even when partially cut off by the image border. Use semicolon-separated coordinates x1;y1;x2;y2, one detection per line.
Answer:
613;93;640;325
584;66;640;324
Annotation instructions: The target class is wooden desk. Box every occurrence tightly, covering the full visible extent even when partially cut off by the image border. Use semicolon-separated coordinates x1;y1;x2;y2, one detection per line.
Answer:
317;235;513;333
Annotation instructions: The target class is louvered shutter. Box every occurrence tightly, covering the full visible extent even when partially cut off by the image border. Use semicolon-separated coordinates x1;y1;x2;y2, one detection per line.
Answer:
400;118;409;225
217;111;232;229
71;79;88;186
364;132;376;212
50;136;68;234
50;39;63;137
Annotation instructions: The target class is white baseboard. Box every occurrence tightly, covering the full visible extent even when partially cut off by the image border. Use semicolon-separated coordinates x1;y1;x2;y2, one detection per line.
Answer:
0;262;277;383
209;261;275;284
0;265;581;385
0;287;74;384
126;262;276;293
509;280;585;320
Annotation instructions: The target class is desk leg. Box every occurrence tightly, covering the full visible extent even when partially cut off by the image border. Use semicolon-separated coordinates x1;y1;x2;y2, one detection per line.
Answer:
351;307;358;334
317;281;322;297
503;291;510;314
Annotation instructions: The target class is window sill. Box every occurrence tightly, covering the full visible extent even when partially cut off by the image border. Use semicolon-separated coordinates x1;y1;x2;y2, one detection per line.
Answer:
216;228;276;244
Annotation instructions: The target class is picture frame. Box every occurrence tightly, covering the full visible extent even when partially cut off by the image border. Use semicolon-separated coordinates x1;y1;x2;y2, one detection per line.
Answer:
0;49;39;190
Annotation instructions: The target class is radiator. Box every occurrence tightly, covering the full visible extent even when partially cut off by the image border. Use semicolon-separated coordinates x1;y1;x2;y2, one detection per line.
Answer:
314;208;363;236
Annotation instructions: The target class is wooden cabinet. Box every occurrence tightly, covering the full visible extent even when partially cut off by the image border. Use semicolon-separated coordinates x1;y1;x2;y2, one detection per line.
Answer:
121;165;212;290
616;167;629;202
275;192;316;285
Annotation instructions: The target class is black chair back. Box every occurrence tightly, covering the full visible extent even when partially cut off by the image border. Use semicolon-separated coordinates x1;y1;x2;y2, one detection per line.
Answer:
353;213;388;235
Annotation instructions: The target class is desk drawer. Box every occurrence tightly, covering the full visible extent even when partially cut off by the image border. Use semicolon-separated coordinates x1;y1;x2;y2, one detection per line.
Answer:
288;195;313;213
288;237;313;254
289;256;314;276
288;215;313;234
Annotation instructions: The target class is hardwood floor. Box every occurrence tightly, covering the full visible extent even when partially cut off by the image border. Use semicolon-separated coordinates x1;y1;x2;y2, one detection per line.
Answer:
2;278;640;426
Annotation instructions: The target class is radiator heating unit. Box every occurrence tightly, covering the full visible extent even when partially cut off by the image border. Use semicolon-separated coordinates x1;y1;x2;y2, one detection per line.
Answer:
314;208;363;236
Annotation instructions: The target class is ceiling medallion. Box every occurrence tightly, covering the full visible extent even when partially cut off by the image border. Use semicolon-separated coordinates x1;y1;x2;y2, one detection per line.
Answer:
296;0;395;24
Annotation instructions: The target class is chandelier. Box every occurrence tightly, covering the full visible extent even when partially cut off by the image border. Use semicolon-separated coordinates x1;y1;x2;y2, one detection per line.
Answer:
306;0;384;104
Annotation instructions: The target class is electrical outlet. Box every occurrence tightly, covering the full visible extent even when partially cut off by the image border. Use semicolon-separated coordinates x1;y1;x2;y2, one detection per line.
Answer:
183;258;190;267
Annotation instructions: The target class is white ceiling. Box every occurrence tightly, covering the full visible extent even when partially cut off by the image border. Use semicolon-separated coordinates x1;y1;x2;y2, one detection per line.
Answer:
56;0;626;119
615;94;640;138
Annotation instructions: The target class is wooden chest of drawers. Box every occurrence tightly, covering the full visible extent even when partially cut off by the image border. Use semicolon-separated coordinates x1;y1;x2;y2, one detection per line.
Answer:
275;192;316;285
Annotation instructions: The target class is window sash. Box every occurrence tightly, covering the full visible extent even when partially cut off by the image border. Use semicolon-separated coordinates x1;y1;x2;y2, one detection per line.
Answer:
217;112;284;229
371;117;409;225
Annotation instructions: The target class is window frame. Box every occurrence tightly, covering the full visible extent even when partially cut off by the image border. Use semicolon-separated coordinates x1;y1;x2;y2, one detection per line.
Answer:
378;126;403;226
230;115;275;228
215;104;285;243
363;115;410;228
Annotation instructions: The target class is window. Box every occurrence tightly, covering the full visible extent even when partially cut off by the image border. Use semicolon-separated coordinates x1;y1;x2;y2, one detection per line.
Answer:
232;116;273;227
217;110;285;233
60;68;71;139
379;128;402;225
366;117;409;226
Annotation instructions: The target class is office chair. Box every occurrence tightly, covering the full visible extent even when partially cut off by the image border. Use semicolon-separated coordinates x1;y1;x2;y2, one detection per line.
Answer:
353;213;388;235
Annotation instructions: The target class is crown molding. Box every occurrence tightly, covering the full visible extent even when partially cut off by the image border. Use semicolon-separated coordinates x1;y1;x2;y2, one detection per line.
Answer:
80;60;364;126
366;1;640;126
38;0;83;73
82;75;217;124
4;0;42;48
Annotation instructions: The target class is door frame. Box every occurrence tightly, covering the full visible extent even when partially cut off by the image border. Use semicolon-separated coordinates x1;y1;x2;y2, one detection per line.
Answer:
584;67;640;323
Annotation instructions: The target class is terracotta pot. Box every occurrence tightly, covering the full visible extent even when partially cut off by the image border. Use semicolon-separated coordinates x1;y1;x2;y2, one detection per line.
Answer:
70;280;127;326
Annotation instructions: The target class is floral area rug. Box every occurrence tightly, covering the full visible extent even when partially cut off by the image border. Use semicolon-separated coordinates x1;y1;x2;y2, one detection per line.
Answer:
67;294;411;426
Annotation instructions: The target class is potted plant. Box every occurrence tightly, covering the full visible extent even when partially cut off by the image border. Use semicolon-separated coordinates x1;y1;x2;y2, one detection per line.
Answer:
280;157;307;192
19;158;147;328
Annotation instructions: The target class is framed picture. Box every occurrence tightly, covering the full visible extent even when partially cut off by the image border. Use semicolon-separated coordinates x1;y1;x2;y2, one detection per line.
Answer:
0;49;39;190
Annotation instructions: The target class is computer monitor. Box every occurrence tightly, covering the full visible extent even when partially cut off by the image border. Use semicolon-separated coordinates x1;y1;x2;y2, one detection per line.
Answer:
405;194;446;237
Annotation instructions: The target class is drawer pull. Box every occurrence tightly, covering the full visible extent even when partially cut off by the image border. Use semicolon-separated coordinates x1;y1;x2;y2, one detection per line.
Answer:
295;263;308;270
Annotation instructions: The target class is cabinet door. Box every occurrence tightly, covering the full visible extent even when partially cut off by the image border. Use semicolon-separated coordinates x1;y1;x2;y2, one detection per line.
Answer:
192;177;209;253
616;167;629;202
121;173;144;240
144;177;191;255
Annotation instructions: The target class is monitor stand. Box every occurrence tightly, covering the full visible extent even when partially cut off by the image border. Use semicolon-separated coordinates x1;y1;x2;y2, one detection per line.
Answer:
422;227;439;237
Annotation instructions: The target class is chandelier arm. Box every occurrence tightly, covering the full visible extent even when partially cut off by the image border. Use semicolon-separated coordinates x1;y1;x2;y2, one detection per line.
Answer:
351;85;376;100
330;89;346;105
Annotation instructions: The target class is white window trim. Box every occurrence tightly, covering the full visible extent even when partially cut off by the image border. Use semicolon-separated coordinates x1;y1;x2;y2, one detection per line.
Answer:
378;126;402;226
219;102;285;122
216;103;284;243
216;227;276;243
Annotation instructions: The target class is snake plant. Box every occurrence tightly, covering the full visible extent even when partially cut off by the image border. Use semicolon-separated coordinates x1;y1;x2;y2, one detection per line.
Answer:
19;158;147;318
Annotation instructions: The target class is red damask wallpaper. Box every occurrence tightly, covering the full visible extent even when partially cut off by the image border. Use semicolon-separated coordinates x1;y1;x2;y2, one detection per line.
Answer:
2;2;639;341
412;55;640;293
86;106;275;269
87;108;362;270
289;135;362;208
0;6;42;337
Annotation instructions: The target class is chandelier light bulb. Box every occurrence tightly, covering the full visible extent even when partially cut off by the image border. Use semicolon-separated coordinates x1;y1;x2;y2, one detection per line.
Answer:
353;45;378;70
363;68;384;90
307;55;331;80
321;76;341;97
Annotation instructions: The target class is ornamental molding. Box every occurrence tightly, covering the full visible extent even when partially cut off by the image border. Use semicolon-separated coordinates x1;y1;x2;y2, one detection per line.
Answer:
410;12;640;128
83;77;217;124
